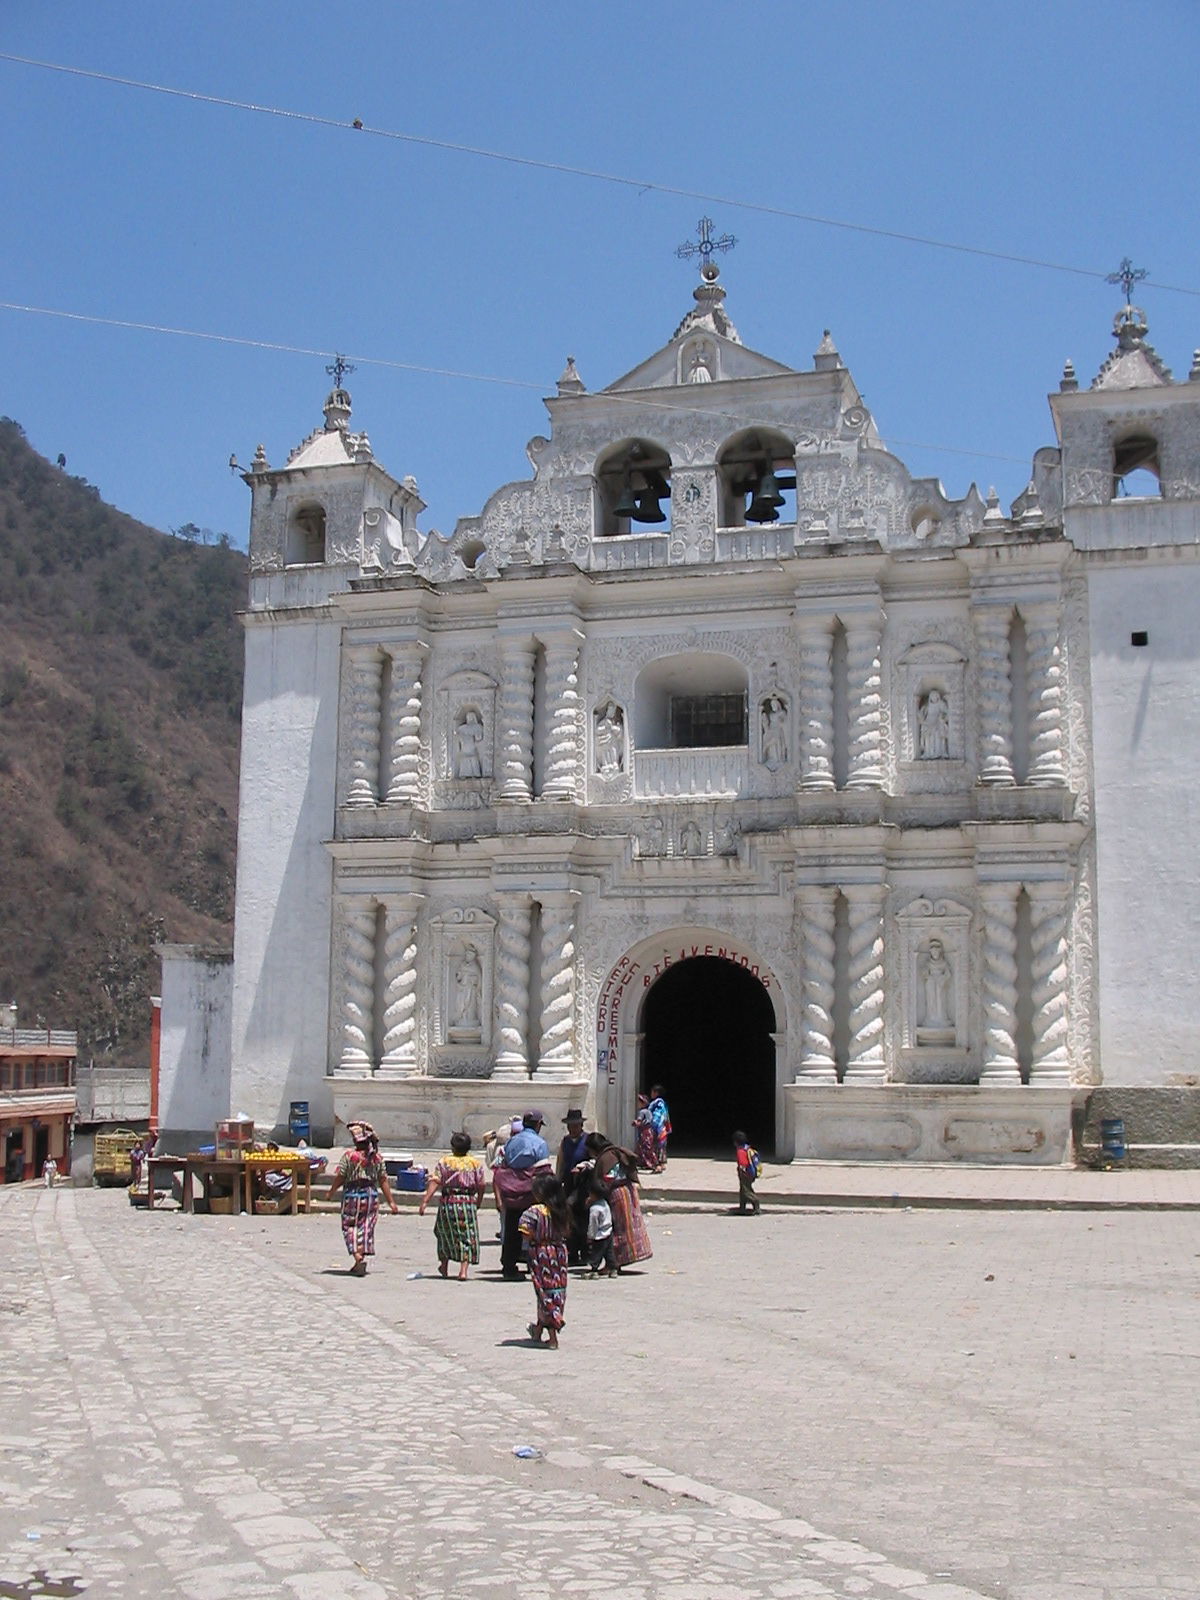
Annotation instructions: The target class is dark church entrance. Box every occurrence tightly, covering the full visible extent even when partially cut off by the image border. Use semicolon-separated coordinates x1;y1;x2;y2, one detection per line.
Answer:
641;957;776;1156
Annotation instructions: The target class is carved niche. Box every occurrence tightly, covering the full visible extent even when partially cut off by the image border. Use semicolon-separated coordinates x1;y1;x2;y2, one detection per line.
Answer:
759;690;790;771
895;897;972;1075
593;699;628;779
429;908;497;1075
895;641;967;773
435;670;497;808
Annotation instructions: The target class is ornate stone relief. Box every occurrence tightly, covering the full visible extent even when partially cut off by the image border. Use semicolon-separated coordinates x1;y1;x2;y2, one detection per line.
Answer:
436;669;497;805
895;896;972;1067
429;908;496;1071
895;641;968;776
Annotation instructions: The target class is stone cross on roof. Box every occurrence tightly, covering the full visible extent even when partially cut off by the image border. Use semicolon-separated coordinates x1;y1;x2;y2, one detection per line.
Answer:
1105;257;1148;306
325;353;356;388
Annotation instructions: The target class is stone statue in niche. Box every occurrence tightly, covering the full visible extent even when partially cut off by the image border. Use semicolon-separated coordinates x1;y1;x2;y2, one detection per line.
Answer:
453;708;485;779
633;816;665;858
916;688;950;760
687;343;714;383
678;820;703;856
760;694;789;769
449;946;483;1040
916;939;955;1044
595;701;625;776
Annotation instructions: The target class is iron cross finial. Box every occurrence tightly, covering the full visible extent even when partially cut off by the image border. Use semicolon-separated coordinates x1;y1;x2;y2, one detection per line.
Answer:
677;216;737;279
1105;257;1148;305
325;353;356;388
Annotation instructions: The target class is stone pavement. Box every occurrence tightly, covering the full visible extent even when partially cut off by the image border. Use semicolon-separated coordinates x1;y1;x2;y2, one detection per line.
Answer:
3;1183;1198;1600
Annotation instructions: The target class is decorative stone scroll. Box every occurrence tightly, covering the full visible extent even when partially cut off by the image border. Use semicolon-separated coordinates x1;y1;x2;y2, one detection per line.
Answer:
429;908;496;1073
896;897;972;1058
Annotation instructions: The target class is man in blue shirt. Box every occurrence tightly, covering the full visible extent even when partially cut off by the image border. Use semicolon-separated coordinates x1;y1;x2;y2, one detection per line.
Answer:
497;1111;550;1278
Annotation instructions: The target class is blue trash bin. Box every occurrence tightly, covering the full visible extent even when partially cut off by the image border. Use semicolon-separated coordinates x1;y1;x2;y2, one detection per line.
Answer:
288;1101;310;1142
1100;1117;1126;1165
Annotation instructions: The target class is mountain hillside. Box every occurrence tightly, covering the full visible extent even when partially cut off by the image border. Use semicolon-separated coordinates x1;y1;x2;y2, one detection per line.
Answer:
0;419;245;1067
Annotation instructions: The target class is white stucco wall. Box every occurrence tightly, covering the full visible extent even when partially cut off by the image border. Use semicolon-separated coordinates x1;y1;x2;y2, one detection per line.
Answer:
229;613;340;1137
1086;550;1200;1083
156;945;233;1138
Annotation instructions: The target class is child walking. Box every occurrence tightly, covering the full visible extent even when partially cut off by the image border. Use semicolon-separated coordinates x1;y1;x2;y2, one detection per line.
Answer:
585;1178;617;1277
733;1131;761;1216
518;1173;570;1348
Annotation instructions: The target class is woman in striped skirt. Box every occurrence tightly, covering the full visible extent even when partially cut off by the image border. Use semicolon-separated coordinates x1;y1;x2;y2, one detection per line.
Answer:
419;1131;486;1280
326;1121;398;1276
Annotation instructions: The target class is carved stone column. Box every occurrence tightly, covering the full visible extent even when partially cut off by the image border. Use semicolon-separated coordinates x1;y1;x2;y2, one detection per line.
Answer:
974;605;1015;785
796;615;836;791
540;631;583;801
382;643;426;806
843;885;886;1083
333;899;377;1076
377;895;422;1078
343;646;384;807
845;613;885;790
978;884;1021;1083
497;636;536;802
796;886;838;1082
536;892;579;1080
493;895;533;1079
1028;881;1071;1084
1023;601;1067;788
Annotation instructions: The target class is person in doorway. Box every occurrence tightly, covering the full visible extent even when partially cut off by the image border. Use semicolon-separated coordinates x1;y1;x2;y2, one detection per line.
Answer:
495;1111;551;1279
733;1131;762;1215
585;1174;617;1277
647;1085;672;1172
419;1131;486;1280
518;1173;570;1348
42;1155;57;1188
632;1092;656;1171
326;1120;399;1276
582;1133;652;1270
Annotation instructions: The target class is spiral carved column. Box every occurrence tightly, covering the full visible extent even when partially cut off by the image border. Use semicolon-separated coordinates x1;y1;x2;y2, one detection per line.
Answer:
1028;882;1071;1084
540;633;582;801
377;895;421;1078
536;894;579;1080
845;615;885;790
493;896;533;1079
979;884;1021;1084
335;899;377;1075
497;637;536;802
383;644;426;806
974;605;1015;785
796;886;838;1082
843;886;886;1082
1023;601;1067;788
344;646;384;807
796;616;836;791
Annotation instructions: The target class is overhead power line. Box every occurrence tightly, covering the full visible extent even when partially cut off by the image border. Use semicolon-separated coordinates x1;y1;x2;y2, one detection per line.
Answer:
2;50;1198;300
0;297;1030;469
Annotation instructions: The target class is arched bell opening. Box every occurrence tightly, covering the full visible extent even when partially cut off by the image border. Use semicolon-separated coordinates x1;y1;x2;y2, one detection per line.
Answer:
595;438;673;536
717;429;797;528
640;956;778;1157
286;501;327;566
1112;433;1162;500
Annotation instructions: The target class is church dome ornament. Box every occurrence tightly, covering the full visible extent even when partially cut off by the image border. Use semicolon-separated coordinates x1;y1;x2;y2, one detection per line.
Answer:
672;216;742;346
323;354;356;431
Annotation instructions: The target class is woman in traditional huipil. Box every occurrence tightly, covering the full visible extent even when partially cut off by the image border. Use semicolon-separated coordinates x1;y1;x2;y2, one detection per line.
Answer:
325;1120;398;1276
632;1092;657;1171
419;1130;486;1280
518;1173;570;1348
583;1133;652;1270
647;1084;672;1172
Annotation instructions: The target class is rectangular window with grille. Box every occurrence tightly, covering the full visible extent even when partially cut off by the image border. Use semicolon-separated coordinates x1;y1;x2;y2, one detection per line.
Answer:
670;693;747;748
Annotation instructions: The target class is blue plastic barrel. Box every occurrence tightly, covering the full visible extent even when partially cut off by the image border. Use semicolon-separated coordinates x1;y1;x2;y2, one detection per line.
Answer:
288;1101;310;1141
1100;1117;1126;1163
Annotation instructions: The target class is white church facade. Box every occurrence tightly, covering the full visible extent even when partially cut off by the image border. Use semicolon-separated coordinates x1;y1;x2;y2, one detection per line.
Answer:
158;257;1200;1164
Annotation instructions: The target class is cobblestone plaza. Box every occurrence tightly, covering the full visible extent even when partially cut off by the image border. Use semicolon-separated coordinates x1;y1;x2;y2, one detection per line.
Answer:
3;1185;1197;1599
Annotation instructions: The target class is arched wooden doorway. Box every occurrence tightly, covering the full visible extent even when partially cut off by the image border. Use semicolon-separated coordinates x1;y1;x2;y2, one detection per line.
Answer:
641;956;777;1156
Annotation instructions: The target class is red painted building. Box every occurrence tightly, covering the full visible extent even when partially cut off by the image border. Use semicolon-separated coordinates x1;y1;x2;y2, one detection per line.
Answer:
0;1006;77;1182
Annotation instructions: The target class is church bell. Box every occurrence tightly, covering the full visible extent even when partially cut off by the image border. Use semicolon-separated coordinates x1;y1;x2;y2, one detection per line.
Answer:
613;480;640;520
746;465;785;524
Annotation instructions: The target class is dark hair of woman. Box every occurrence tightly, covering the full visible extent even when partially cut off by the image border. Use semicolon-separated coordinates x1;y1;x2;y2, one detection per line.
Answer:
650;1083;665;1098
584;1131;639;1184
450;1130;472;1156
530;1172;570;1234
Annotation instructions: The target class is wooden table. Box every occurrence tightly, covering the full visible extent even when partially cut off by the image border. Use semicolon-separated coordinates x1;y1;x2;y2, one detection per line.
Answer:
144;1155;313;1215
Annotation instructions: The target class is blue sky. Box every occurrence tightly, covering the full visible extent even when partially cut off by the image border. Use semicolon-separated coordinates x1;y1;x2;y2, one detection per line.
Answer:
2;2;1197;546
